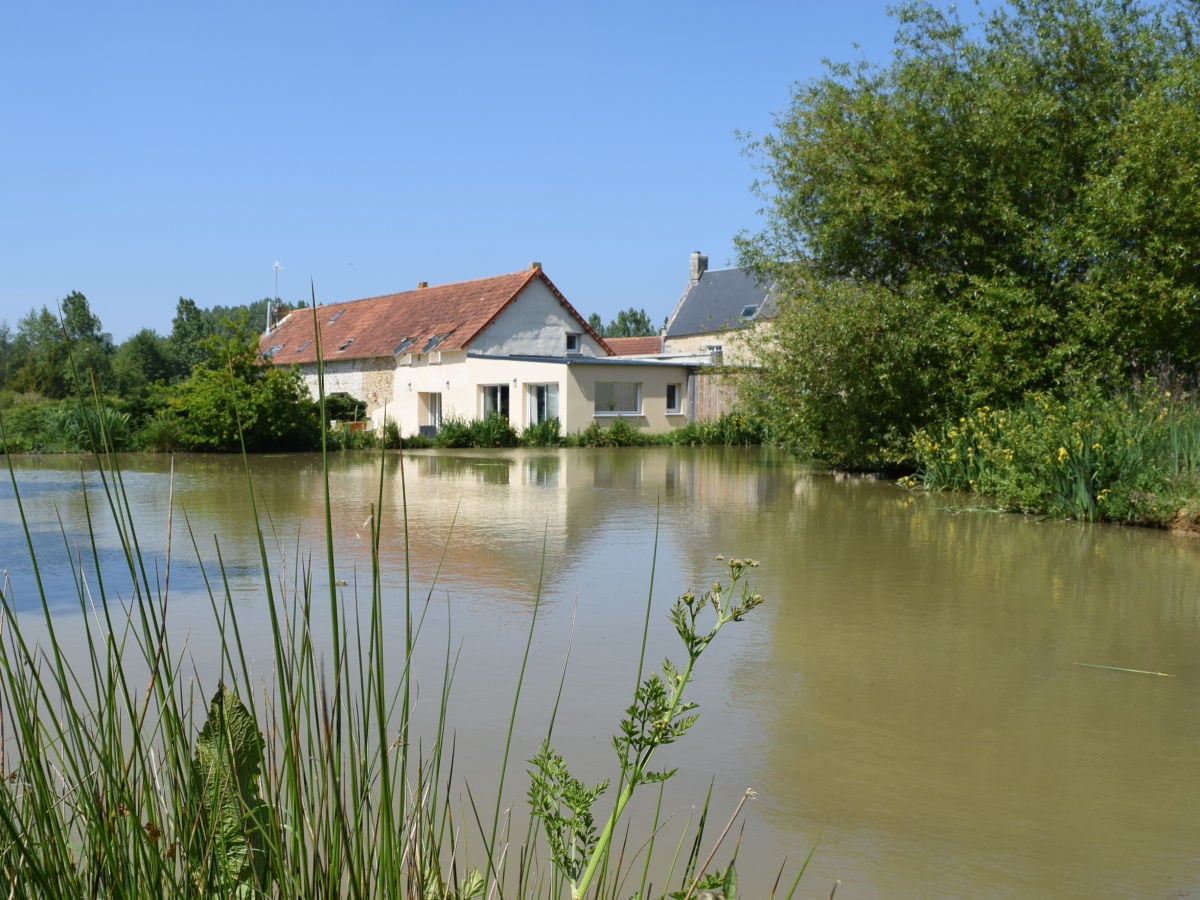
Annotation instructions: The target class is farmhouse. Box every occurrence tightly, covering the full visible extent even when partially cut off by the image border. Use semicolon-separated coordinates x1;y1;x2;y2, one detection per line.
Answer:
662;251;776;366
259;263;697;436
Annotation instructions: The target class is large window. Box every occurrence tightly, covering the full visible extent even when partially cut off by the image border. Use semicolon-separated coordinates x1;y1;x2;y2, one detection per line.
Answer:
666;383;682;414
481;384;510;418
528;383;559;425
595;382;641;415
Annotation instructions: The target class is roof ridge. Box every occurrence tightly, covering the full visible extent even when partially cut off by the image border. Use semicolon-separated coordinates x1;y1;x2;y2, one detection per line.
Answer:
325;268;536;308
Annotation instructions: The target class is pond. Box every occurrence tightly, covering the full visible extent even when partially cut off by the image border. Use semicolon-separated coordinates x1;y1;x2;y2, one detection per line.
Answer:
2;447;1199;897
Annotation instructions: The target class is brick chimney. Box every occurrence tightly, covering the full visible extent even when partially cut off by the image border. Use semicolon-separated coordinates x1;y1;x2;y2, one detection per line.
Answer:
689;250;708;283
530;261;542;271
417;281;428;289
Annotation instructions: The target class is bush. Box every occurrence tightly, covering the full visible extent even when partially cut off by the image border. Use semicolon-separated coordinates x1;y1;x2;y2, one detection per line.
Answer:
399;432;435;449
381;420;402;450
520;417;562;447
568;418;647;448
469;413;519;448
432;417;474;448
430;414;518;449
0;398;135;453
909;380;1200;524
326;424;378;451
324;391;367;424
137;409;186;452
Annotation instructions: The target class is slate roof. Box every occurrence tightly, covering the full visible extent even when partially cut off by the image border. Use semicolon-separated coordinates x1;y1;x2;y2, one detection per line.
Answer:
260;267;608;364
604;335;663;356
664;266;775;338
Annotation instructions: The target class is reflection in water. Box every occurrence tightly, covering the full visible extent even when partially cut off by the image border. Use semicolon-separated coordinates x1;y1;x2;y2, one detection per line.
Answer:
3;449;1200;898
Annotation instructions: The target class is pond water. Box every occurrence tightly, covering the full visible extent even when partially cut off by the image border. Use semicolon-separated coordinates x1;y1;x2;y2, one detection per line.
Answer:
2;448;1199;898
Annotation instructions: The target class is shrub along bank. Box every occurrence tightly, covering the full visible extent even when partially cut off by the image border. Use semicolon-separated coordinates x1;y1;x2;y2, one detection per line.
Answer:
906;381;1200;528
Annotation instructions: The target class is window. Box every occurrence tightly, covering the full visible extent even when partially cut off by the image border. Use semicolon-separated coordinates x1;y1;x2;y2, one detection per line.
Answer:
666;383;682;414
419;392;442;433
595;382;641;415
423;333;449;353
328;310;344;324
393;337;414;354
422;393;441;427
481;384;510;418
528;383;559;425
337;338;355;351
741;304;759;318
264;343;284;357
565;332;581;354
296;340;312;353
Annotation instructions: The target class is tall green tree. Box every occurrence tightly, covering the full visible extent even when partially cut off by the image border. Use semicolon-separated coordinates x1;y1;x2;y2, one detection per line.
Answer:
0;323;12;390
59;291;114;394
166;323;318;452
587;307;658;338
113;328;172;419
168;297;214;379
739;0;1200;464
10;305;74;397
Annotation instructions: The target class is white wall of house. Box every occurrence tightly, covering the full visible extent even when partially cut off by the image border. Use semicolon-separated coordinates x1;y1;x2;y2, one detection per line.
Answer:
471;281;606;358
564;361;693;433
296;346;693;438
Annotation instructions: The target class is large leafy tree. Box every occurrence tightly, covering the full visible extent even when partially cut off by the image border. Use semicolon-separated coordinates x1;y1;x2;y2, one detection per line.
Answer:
739;0;1200;464
168;297;215;379
167;314;319;452
8;294;113;398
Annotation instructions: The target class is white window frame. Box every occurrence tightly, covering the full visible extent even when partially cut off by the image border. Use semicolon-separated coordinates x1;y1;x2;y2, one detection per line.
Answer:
595;381;642;416
666;383;683;414
527;383;560;425
480;384;510;419
420;392;443;427
565;332;581;354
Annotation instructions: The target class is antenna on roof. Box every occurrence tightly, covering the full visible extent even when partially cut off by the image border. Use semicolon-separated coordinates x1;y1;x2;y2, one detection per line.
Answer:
269;261;284;332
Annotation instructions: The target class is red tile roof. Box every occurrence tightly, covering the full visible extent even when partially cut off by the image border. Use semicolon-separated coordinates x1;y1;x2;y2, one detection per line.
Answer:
260;267;609;364
604;335;663;356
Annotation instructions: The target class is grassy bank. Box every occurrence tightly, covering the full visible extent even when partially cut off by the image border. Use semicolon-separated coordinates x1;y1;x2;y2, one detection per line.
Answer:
906;381;1200;527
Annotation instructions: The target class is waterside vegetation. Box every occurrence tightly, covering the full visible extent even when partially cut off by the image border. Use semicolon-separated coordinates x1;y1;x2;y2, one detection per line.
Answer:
736;0;1200;525
906;381;1200;528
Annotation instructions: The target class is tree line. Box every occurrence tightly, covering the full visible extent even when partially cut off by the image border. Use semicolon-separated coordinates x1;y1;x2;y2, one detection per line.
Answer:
0;294;322;452
0;291;661;454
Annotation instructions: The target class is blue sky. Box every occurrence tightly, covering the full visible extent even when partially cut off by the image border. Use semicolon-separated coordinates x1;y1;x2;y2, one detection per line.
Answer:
2;1;908;342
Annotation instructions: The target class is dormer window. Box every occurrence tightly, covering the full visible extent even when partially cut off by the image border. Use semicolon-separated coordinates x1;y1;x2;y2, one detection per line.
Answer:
565;332;581;354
